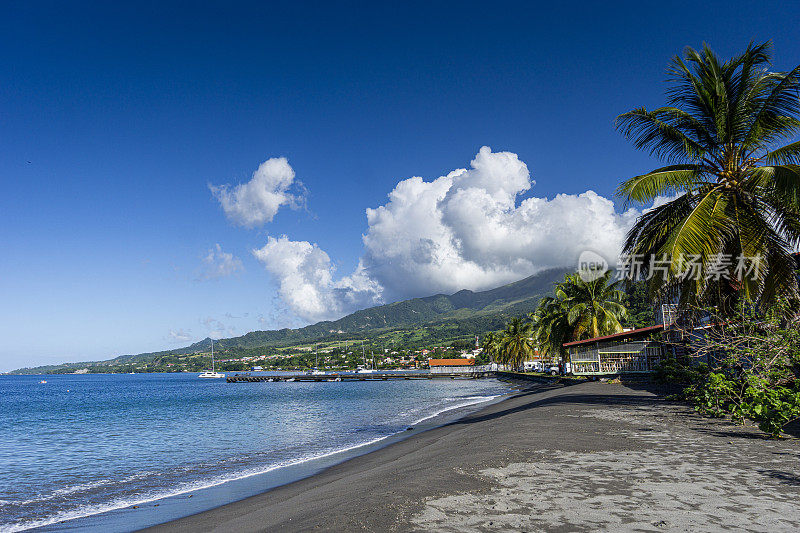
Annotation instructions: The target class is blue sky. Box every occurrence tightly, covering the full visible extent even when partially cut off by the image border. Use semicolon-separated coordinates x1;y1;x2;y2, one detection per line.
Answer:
2;1;799;370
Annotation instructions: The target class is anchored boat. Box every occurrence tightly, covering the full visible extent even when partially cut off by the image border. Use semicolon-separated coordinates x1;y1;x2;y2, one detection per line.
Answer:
198;339;225;379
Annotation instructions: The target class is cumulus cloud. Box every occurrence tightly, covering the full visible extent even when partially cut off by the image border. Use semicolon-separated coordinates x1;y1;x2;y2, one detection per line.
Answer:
196;244;244;281
252;236;382;323
210;157;304;227
168;329;193;343
254;147;641;323
361;146;639;298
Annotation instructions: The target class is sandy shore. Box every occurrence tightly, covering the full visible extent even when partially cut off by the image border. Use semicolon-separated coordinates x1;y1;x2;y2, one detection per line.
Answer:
145;379;800;532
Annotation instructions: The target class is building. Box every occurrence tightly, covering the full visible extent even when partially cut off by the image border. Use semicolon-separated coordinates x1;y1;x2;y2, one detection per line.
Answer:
563;325;666;376
428;358;476;373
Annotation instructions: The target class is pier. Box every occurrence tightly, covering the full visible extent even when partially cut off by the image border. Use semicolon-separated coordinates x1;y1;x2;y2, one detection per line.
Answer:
227;371;496;383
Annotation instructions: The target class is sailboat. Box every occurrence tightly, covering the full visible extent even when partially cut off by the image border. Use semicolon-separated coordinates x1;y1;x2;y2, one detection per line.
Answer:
311;343;326;375
356;341;376;373
199;339;225;379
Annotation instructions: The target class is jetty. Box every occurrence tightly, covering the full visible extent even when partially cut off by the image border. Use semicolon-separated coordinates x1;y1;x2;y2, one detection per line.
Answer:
227;371;496;383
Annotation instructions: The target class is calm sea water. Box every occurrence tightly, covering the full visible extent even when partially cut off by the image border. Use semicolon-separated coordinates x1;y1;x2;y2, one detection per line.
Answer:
0;373;510;532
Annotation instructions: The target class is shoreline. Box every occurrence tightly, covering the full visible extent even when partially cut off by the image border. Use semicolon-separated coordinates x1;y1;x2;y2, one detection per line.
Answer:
137;378;567;532
144;379;800;533
31;378;521;533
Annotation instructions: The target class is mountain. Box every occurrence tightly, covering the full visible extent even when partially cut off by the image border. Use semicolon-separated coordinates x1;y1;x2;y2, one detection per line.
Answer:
9;268;568;374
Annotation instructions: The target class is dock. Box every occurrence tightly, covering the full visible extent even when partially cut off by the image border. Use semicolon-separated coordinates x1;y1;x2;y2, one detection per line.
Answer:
227;371;496;383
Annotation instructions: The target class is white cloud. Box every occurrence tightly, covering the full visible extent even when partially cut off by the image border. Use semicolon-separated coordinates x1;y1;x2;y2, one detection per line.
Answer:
361;146;639;298
196;244;244;281
254;147;641;323
210;157;304;227
646;193;684;212
252;236;382;322
168;329;192;343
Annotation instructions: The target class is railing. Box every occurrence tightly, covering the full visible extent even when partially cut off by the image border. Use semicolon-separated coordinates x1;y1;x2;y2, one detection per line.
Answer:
430;364;496;374
569;342;665;375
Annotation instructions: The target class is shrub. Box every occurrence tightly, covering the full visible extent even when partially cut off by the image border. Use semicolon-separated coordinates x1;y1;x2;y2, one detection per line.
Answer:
666;302;800;437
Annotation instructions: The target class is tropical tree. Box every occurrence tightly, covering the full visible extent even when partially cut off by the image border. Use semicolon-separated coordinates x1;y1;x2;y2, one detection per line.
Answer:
560;271;628;339
529;295;570;363
530;271;628;363
498;317;536;370
480;331;503;363
616;41;800;313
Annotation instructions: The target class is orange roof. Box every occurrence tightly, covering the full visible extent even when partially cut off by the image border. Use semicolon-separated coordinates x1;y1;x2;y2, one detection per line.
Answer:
428;358;475;366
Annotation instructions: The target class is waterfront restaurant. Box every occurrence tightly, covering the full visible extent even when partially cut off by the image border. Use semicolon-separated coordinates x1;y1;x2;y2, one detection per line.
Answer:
563;325;666;376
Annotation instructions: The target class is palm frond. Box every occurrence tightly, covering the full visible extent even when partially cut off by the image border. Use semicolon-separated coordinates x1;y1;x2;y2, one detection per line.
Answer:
616;165;704;205
764;141;800;165
742;65;800;150
615;108;706;162
663;187;732;265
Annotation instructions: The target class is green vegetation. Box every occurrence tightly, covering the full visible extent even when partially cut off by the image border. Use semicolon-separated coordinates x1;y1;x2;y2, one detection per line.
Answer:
486;271;629;369
496;317;536;369
621;42;800;437
622;280;657;328
660;302;800;437
616;41;800;312
531;271;627;361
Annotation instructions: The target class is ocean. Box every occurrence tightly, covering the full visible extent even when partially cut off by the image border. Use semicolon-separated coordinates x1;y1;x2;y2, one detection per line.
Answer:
0;372;511;532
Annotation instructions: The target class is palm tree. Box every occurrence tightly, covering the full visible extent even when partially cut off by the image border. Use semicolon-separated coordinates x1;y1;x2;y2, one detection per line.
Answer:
529;296;570;363
560;271;628;340
498;317;536;370
616;42;800;313
530;272;628;363
480;331;502;363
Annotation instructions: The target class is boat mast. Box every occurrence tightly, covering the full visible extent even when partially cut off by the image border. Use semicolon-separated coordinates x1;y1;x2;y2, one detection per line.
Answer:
211;339;215;372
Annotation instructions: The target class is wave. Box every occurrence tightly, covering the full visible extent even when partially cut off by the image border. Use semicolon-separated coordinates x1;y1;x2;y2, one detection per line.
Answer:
410;394;503;425
3;471;161;508
3;392;506;533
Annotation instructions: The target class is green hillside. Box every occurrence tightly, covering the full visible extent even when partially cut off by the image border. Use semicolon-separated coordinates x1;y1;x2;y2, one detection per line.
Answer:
10;268;567;374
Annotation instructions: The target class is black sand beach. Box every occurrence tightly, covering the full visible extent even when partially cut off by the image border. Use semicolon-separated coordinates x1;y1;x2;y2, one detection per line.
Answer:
145;380;800;532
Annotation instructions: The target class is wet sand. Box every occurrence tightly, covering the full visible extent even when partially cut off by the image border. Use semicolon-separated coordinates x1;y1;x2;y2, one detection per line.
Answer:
145;379;800;532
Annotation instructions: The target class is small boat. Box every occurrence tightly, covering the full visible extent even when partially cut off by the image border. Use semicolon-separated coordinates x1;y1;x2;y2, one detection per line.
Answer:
286;377;296;382
199;339;225;379
310;345;326;375
39;380;47;384
356;342;376;373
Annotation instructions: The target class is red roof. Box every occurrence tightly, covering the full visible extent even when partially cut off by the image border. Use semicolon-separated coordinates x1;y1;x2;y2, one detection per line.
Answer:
428;358;475;366
562;325;664;347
